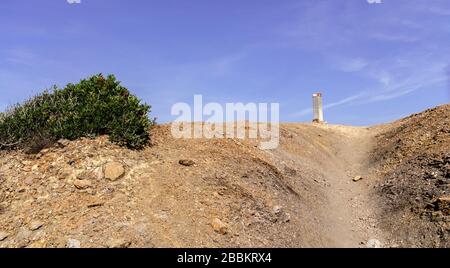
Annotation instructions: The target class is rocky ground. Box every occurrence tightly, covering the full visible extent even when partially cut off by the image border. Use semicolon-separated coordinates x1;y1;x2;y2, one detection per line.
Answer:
370;104;450;247
0;104;449;248
0;125;325;248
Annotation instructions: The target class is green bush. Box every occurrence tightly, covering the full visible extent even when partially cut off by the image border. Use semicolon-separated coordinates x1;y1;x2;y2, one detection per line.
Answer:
0;74;155;151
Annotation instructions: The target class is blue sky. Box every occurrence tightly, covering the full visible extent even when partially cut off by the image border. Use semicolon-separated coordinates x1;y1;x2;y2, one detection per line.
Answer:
0;0;449;125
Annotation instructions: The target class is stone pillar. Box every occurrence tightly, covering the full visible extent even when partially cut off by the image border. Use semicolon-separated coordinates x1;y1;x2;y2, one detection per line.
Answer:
312;93;324;123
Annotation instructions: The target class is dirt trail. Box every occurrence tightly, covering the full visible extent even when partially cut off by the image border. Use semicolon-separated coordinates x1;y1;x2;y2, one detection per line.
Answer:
0;122;388;248
316;125;383;247
270;124;385;247
2;105;448;248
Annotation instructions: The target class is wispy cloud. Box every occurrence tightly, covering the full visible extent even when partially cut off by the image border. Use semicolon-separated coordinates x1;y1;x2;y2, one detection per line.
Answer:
5;48;40;65
2;47;60;67
291;92;365;117
292;55;449;119
334;57;369;72
285;0;450;119
369;32;419;43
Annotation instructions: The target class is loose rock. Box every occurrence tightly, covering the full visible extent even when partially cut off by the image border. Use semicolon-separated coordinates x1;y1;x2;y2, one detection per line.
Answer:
353;176;363;182
29;221;44;231
0;231;9;241
106;238;131;248
28;240;47;248
366;239;382;248
87;200;105;208
211;218;228;235
104;162;125;181
67;239;81;248
179;160;195;167
24;175;39;186
57;139;70;148
434;196;450;215
273;205;283;215
73;179;92;190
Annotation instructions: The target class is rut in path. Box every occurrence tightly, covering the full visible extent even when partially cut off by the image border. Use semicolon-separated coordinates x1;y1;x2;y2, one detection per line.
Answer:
319;125;383;247
270;124;385;247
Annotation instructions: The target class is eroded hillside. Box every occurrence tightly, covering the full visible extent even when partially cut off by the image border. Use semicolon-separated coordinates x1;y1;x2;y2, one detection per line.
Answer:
0;125;327;248
371;104;450;247
0;105;449;248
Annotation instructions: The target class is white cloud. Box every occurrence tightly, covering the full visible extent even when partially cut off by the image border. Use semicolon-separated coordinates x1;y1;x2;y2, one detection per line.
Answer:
335;57;369;72
291;92;365;117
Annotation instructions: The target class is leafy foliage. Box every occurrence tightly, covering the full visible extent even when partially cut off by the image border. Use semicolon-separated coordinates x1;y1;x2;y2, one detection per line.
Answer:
0;74;154;151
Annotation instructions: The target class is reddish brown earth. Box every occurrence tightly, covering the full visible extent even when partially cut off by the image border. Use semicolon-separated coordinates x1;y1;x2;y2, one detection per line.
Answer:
0;104;449;248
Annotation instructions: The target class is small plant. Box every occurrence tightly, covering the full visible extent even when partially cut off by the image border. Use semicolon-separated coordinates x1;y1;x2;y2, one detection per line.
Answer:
0;74;155;151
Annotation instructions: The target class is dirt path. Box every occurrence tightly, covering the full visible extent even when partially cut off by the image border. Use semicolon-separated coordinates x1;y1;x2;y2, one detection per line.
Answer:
317;125;384;248
272;124;385;248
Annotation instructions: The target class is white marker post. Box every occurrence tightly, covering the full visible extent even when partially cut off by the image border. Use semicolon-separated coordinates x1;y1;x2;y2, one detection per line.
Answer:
312;93;324;123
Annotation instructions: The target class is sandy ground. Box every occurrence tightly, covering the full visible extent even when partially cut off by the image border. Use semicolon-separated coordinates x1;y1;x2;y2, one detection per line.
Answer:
267;124;385;247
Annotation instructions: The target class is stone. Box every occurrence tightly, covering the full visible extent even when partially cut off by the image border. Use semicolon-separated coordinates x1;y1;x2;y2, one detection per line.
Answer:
73;179;92;190
58;168;73;180
67;238;81;248
104;162;125;181
57;139;70;148
431;211;445;222
87;200;105;208
16;227;32;247
106;238;131;248
283;213;291;223
179;159;195;167
434;196;450;215
0;231;9;241
366;239;382;248
28;240;47;248
31;164;39;172
95;167;104;180
353;176;363;182
273;206;283;215
77;171;95;181
29;221;44;231
211;218;228;235
24;175;39;186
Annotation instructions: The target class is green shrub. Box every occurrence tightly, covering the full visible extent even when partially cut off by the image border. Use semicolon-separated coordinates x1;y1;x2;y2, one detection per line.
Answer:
0;74;155;151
